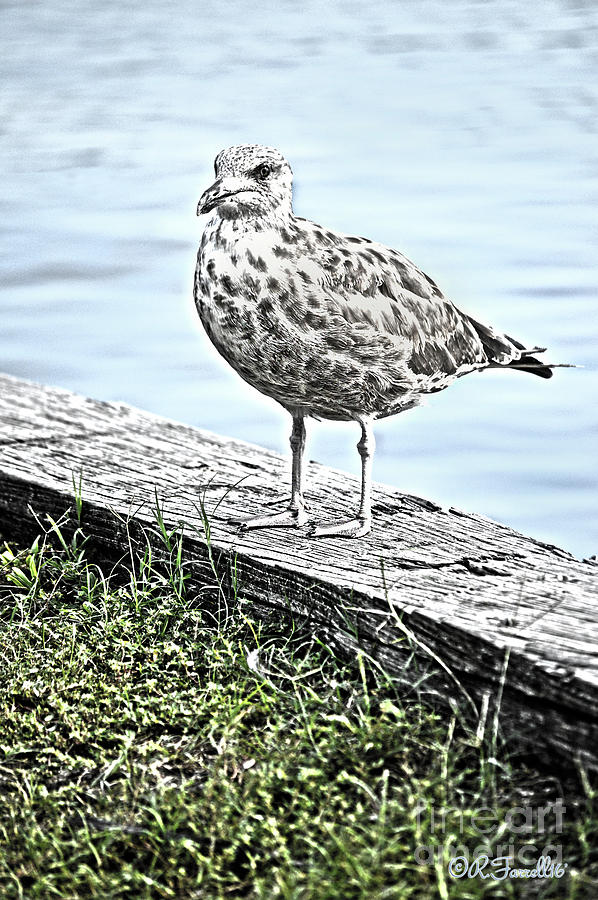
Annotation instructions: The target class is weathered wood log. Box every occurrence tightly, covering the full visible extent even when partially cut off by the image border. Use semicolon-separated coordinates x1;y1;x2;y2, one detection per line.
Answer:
0;372;597;767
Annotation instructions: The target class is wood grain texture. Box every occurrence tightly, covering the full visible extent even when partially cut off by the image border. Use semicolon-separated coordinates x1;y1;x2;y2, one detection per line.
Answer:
0;373;596;767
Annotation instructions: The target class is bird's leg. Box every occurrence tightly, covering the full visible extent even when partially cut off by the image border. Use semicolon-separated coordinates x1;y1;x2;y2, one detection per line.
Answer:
289;414;308;514
310;419;374;538
237;414;310;530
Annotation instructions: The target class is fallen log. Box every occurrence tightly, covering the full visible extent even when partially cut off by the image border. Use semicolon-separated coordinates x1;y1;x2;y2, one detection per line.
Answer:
0;373;596;767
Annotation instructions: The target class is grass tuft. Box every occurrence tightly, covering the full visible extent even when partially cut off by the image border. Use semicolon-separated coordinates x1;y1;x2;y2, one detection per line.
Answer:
0;509;596;898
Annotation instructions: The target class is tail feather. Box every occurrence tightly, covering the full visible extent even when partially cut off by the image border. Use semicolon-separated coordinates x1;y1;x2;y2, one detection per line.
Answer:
495;354;554;379
466;316;573;380
489;356;577;378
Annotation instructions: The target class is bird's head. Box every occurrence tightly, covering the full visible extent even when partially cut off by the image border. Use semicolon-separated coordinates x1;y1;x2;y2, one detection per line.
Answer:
197;145;293;221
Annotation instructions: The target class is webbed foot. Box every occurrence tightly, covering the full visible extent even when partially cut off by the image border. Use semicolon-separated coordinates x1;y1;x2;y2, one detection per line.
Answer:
230;506;309;531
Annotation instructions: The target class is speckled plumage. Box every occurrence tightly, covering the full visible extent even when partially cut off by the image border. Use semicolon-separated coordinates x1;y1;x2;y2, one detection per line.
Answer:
194;145;557;537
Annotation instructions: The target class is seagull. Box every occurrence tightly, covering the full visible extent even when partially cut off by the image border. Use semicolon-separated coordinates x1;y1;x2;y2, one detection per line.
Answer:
194;144;564;538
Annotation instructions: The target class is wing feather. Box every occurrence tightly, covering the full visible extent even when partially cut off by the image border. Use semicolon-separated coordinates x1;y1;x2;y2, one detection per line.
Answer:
296;224;489;381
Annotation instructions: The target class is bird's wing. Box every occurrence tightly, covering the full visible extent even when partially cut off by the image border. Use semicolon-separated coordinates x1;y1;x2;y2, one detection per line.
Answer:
294;224;499;380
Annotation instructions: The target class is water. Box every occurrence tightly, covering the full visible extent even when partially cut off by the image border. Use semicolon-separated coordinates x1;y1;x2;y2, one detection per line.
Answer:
1;0;596;557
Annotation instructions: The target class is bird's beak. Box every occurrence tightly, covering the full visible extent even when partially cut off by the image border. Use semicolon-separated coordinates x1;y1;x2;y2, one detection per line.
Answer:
196;176;250;215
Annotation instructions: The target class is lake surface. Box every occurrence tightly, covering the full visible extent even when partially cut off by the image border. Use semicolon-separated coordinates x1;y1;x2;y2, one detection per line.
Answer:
1;0;596;557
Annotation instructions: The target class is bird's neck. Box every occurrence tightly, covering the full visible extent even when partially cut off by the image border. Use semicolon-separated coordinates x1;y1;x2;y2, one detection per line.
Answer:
206;206;294;245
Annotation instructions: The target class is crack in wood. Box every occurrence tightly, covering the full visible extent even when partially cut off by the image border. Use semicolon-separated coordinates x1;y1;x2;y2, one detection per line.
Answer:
0;429;118;448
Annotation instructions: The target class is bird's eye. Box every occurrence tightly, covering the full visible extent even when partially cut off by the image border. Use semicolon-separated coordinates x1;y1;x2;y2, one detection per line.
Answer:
256;163;272;180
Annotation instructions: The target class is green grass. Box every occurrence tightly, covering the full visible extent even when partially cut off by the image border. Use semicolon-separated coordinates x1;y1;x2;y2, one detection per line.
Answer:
0;507;596;899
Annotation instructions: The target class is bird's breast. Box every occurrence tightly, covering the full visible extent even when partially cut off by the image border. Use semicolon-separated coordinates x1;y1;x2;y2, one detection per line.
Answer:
195;223;288;328
194;221;310;389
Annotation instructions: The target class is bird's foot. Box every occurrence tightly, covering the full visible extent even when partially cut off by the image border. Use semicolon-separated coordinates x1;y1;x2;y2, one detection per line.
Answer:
231;506;310;531
309;517;371;539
